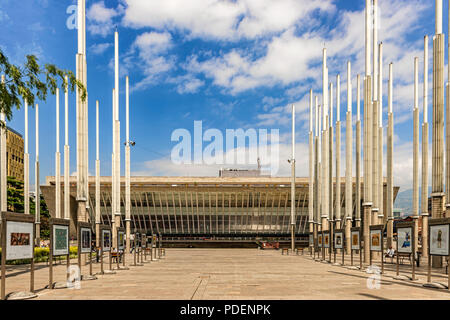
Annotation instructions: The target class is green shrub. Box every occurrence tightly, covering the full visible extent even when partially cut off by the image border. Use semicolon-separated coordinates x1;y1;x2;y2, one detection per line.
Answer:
0;246;80;265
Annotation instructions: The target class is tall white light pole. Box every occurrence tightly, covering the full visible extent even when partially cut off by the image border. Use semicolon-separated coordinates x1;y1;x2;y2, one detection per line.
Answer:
55;89;61;219
95;100;100;247
345;62;353;254
335;75;341;229
378;43;384;224
290;104;296;252
413;57;420;256
363;0;373;263
0;75;6;213
35;104;40;245
24;99;30;215
355;74;361;227
125;76;131;252
64;76;70;221
422;36;429;258
387;64;394;248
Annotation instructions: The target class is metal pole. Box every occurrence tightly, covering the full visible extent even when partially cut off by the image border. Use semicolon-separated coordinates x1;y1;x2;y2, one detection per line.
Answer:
24;99;30;215
96;101;100;248
291;104;296;252
55;89;61;219
35;104;40;246
422;36;429;258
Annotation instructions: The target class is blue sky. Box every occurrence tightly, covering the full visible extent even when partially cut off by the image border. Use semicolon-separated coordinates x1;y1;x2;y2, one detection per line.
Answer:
0;0;442;189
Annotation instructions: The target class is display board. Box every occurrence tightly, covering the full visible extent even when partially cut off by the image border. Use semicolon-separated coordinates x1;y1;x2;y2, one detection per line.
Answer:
52;224;69;256
80;227;92;254
118;229;125;251
309;233;314;247
141;232;147;248
318;234;323;248
6;221;34;260
370;229;382;252
334;231;343;249
102;229;111;252
323;232;330;248
351;229;360;250
152;235;157;248
397;227;413;253
430;224;450;256
135;232;141;248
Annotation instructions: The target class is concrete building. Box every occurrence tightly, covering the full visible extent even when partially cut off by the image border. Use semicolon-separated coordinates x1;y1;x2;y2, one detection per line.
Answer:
41;176;398;240
6;127;24;181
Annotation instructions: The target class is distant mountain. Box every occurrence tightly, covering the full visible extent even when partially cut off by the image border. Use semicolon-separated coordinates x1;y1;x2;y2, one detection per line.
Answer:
394;187;432;215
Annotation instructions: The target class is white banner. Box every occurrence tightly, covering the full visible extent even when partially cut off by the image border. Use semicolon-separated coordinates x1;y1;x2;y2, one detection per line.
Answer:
6;221;34;260
430;224;449;256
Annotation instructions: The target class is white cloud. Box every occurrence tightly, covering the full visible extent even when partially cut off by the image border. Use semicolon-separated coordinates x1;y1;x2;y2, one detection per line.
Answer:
90;43;112;55
129;31;175;90
122;0;333;40
168;74;205;94
87;1;121;37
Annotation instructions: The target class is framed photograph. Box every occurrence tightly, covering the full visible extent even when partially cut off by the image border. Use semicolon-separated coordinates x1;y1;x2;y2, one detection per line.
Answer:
324;232;330;248
118;230;125;251
80;227;92;254
370;229;382;252
334;232;343;249
141;234;147;248
6;221;34;260
351;231;360;250
136;232;141;248
318;234;323;248
53;224;69;256
397;227;412;254
430;224;450;256
102;229;111;252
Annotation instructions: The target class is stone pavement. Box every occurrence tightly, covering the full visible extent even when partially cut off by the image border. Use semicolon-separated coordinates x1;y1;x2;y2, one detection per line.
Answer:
2;249;450;300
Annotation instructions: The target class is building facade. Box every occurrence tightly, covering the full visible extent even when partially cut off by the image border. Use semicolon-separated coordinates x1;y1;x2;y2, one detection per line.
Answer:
41;176;399;239
6;127;24;181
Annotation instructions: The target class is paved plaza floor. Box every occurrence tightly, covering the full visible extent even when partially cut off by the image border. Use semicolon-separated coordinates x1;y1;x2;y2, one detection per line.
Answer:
2;248;450;300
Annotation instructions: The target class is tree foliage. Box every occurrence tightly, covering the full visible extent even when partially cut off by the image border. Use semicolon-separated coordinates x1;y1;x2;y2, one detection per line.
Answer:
0;48;86;125
7;176;51;239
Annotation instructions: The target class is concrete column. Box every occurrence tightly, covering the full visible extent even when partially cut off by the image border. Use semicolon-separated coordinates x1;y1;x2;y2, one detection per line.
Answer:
363;76;373;263
35;104;40;245
356;75;361;227
422;35;429;258
345;62;352;254
413;57;420;256
432;33;445;219
76;0;88;225
335;75;341;229
372;99;379;226
55;89;61;219
387;63;394;248
24;100;30;215
125;76;131;252
95;101;100;247
64;76;70;221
